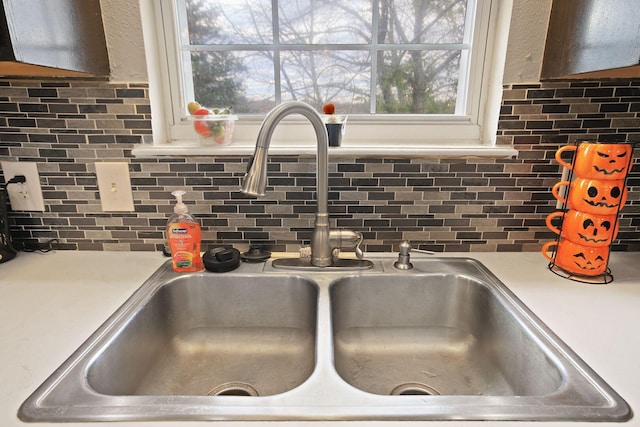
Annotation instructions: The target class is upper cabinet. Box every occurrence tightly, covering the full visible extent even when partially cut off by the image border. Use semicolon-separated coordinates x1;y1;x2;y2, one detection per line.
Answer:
542;0;640;79
0;0;110;77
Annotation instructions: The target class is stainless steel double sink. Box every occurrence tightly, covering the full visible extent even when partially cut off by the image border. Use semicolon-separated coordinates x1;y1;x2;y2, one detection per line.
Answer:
19;257;631;422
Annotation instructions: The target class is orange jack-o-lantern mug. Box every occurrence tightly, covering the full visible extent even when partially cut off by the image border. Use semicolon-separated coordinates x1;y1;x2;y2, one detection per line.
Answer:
552;178;627;215
556;142;633;180
546;210;619;247
542;239;610;276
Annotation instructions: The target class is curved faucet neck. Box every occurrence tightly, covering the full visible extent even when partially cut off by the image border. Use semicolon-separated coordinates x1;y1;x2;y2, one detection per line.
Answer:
251;101;329;215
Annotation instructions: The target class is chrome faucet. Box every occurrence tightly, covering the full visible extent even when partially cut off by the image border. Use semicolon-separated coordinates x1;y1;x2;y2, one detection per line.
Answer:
241;101;365;268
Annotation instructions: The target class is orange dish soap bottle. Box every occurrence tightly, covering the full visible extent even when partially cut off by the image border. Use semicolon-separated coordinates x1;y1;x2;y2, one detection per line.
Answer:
166;190;203;272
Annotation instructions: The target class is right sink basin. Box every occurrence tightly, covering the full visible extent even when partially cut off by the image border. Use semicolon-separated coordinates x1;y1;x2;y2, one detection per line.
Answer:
331;273;561;397
329;259;632;421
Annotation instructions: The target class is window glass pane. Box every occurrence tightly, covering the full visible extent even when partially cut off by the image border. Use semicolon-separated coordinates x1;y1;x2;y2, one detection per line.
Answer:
191;51;275;113
377;50;461;113
378;0;467;44
278;0;373;44
182;0;472;116
280;51;371;113
186;0;273;45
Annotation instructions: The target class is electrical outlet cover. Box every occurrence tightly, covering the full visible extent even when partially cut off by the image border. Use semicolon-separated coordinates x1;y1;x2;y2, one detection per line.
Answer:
1;161;45;211
95;162;135;212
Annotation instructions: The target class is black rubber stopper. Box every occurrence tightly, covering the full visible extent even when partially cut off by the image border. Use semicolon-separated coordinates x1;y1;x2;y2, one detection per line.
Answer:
202;246;241;272
240;245;271;262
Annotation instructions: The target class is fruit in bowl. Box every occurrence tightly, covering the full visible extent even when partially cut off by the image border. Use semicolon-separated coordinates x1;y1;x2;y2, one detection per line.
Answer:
187;102;238;145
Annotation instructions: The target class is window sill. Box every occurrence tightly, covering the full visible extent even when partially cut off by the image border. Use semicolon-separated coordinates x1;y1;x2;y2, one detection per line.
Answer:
131;143;518;159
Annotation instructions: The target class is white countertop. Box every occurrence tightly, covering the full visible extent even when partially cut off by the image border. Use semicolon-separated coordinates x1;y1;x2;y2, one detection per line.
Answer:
0;250;639;427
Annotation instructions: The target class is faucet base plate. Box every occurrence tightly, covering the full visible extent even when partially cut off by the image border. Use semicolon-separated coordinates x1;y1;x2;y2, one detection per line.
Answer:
272;258;374;271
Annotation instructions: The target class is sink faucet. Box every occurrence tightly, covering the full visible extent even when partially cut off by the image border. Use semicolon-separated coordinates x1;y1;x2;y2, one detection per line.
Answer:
241;101;364;267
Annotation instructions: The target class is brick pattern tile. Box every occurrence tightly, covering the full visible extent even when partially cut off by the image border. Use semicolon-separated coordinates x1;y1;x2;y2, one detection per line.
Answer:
0;79;638;253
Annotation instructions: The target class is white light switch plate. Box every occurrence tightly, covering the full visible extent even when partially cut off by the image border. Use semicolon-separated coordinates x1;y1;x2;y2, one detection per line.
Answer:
1;161;45;211
95;162;135;212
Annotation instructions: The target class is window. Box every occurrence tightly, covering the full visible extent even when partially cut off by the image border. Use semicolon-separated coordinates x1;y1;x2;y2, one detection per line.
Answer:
135;0;515;156
181;0;470;115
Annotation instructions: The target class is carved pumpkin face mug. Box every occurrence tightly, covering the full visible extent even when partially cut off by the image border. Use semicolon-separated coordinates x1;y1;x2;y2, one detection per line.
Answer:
542;239;609;276
556;142;633;180
546;210;619;247
552;178;627;215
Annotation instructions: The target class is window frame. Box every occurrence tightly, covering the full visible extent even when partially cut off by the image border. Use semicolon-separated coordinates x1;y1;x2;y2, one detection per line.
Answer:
134;0;516;157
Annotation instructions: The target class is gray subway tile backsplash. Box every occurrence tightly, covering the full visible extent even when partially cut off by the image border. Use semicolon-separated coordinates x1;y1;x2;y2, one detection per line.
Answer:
0;79;639;253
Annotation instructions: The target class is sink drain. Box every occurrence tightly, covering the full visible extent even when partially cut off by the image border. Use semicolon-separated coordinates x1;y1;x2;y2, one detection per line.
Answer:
390;382;440;396
207;382;259;397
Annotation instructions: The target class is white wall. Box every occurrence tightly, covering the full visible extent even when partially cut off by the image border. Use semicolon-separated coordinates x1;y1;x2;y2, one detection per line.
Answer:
100;0;551;84
100;0;148;82
502;0;552;84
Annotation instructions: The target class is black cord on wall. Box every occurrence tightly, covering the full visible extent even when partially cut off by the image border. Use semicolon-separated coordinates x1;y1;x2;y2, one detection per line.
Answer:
0;175;58;256
0;175;26;256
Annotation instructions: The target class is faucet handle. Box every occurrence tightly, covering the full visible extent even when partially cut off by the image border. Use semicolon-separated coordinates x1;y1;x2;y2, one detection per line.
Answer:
353;231;364;260
329;230;364;260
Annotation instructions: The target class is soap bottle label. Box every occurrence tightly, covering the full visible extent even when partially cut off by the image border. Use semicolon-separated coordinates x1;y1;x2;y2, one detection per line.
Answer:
167;222;203;272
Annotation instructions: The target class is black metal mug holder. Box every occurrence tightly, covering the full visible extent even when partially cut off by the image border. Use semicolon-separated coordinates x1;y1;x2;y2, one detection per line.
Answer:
547;140;637;285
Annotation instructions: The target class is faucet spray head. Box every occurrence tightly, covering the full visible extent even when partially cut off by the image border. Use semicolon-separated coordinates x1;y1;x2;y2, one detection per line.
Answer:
241;146;268;197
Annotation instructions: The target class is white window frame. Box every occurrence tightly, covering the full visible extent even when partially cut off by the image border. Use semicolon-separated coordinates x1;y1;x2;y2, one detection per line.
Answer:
134;0;516;157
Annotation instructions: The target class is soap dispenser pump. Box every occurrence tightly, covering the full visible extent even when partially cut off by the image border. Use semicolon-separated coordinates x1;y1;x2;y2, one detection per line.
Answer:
166;190;203;272
171;190;188;215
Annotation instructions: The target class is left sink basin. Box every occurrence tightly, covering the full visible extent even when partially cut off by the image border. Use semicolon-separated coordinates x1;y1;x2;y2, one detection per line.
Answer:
89;274;317;397
19;264;318;421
